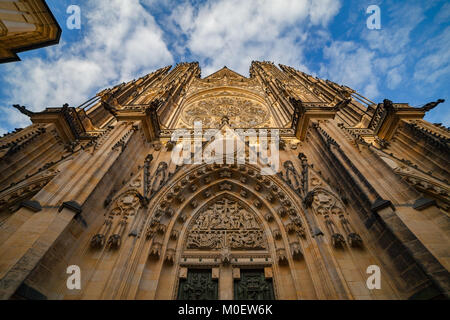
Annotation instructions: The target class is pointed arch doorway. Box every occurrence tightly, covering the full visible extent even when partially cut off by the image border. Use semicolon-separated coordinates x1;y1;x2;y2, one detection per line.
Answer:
176;194;276;300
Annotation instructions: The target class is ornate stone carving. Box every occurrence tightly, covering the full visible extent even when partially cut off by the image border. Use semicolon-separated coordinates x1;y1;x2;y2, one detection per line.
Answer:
325;216;345;248
277;208;287;217
165;208;174;217
178;212;188;223
282;161;301;191
149;241;162;259
204;176;212;184
219;183;232;191
273;229;282;239
340;215;363;247
90;218;112;249
291;216;303;227
266;193;275;203
181;95;271;128
107;219;127;250
147;162;168;198
176;194;185;203
93;191;141;250
290;242;303;260
219;170;232;178
165;248;176;264
264;213;274;222
296;227;306;238
286;222;296;234
331;233;346;248
204;190;213;198
282;200;292;207
157;223;167;235
186;197;266;250
276;248;288;265
170;230;179;240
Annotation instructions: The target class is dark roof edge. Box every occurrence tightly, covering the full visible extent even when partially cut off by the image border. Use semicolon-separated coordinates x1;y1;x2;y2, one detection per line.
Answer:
0;0;62;64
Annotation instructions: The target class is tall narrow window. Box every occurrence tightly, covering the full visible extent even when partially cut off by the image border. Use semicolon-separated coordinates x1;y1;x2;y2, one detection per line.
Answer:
234;269;275;300
177;269;218;300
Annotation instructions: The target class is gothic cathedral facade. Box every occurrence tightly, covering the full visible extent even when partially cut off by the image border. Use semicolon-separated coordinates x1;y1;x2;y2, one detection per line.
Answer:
0;62;448;300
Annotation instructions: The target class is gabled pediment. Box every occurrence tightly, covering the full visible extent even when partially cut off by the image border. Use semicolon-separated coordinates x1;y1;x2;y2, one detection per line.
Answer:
203;66;248;81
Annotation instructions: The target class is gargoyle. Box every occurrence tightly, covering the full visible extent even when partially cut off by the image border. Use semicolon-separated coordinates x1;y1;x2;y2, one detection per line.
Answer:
12;104;34;117
333;98;352;111
421;99;445;112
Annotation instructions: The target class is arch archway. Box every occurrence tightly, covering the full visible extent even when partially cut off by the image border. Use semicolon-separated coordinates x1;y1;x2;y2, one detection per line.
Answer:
137;163;312;300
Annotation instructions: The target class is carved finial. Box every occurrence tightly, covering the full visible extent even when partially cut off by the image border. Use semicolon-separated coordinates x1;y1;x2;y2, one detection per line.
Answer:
421;99;445;112
12;104;34;117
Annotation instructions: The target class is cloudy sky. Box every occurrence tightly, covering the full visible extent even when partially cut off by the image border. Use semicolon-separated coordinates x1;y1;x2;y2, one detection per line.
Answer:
0;0;449;134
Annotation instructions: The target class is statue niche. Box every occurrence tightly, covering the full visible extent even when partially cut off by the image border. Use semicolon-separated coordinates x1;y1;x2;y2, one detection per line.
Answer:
185;196;266;251
311;188;362;248
91;191;141;249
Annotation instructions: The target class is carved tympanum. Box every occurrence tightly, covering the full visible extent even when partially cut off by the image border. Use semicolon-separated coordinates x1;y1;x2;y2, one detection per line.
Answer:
186;196;266;250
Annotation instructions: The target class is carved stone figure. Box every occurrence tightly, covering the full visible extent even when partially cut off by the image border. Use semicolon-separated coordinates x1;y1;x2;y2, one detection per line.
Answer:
185;196;266;250
147;162;168;198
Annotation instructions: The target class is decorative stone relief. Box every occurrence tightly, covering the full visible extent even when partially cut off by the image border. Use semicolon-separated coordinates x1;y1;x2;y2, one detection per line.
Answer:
276;248;288;265
325;216;345;248
165;248;176;264
290;242;303;260
147;162;168;198
185;196;266;250
339;215;363;247
311;188;362;248
91;191;141;250
281;161;301;191
181;96;271;128
90;218;112;248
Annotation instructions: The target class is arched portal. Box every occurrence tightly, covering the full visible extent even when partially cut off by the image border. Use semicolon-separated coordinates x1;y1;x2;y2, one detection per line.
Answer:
136;163;311;300
177;194;273;300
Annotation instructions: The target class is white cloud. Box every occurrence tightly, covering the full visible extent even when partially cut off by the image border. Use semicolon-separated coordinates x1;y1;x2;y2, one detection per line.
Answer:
434;2;450;24
414;26;450;84
363;4;425;55
0;0;173;129
318;2;448;103
309;0;342;26
387;67;402;89
166;0;341;76
320;41;379;98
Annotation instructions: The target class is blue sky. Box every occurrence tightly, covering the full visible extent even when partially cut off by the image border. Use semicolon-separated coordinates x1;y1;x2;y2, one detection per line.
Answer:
0;0;449;134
